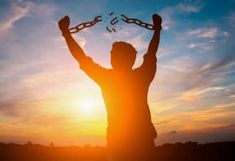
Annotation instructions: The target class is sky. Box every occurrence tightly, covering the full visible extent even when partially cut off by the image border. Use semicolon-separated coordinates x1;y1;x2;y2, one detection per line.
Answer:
0;0;235;146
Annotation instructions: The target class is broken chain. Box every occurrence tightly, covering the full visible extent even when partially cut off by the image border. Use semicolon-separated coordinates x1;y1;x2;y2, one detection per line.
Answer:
120;14;156;30
69;14;160;34
69;16;102;34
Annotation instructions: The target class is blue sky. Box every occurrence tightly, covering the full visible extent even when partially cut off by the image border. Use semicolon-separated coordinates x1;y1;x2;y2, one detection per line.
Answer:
0;0;235;146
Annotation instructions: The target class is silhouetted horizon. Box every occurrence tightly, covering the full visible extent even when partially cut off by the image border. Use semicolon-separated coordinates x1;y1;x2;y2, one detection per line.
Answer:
1;141;235;161
1;140;235;148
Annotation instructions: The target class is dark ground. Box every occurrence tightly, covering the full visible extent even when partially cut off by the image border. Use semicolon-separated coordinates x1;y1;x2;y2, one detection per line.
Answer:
0;141;234;161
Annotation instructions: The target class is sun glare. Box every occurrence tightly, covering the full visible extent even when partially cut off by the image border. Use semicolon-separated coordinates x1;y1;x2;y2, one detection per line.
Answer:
79;97;96;115
69;92;105;119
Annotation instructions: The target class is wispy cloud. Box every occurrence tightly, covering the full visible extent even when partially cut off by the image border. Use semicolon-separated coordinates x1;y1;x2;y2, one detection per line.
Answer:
0;1;30;32
159;1;203;30
179;86;229;103
156;101;235;131
154;47;235;107
187;41;215;50
177;3;203;13
186;27;229;39
0;0;55;33
185;27;229;50
181;55;235;93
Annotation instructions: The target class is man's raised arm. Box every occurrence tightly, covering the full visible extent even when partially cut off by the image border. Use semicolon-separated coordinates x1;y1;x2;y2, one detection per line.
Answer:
137;14;162;82
146;14;162;57
58;16;86;63
58;16;108;85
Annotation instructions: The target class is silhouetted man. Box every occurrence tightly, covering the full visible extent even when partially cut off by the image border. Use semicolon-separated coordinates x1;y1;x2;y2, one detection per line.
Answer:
58;13;162;161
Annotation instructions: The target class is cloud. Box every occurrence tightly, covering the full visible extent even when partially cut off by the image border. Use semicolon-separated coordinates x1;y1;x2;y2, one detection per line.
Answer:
185;102;235;125
0;89;32;117
191;86;227;95
0;0;55;33
183;55;235;92
179;86;229;103
177;3;203;13
186;27;229;39
196;53;235;74
157;47;175;59
0;1;30;32
187;28;218;39
0;101;21;116
229;94;235;98
159;7;175;30
159;1;203;30
187;41;215;51
155;118;176;126
129;34;148;52
154;46;235;106
161;102;235;131
185;27;230;50
155;101;235;145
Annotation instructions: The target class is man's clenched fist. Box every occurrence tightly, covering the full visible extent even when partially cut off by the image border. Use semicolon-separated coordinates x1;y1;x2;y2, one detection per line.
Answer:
58;16;70;32
152;14;162;27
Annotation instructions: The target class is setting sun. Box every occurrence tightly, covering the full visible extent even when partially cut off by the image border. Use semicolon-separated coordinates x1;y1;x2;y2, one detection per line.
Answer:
80;97;95;115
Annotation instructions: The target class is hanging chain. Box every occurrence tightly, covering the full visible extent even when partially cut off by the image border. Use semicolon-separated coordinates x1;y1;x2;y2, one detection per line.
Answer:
120;14;155;30
69;16;102;34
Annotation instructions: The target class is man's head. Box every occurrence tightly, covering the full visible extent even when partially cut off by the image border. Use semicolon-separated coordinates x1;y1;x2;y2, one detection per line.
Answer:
111;41;137;71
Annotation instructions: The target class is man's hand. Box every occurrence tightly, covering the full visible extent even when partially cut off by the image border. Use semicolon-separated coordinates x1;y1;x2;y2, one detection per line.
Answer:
152;14;162;27
58;16;70;32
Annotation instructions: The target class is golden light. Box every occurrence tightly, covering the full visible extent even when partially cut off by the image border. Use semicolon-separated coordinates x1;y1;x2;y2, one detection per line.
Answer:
80;97;95;115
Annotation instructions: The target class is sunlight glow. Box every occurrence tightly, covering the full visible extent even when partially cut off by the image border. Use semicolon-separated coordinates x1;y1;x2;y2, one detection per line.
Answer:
80;97;95;115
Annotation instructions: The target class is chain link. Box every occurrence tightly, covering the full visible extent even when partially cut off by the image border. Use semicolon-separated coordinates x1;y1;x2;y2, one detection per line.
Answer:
69;16;102;34
120;14;155;30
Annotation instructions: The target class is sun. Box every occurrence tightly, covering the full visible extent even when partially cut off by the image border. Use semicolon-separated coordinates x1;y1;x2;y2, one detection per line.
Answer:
79;97;95;115
69;93;105;118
